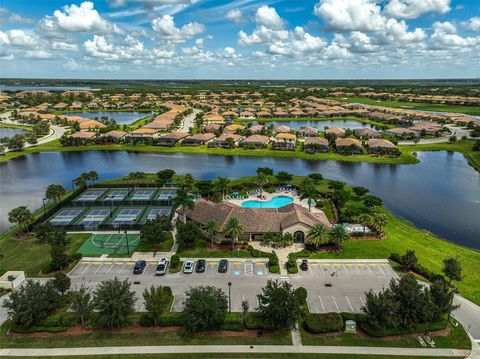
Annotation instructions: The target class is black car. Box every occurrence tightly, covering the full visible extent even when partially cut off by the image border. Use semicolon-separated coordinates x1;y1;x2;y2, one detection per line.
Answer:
133;260;146;274
300;259;309;271
218;259;228;273
195;259;206;273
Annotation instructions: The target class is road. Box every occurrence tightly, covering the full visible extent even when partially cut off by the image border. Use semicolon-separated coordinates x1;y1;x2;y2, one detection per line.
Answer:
398;125;472;145
178;109;200;132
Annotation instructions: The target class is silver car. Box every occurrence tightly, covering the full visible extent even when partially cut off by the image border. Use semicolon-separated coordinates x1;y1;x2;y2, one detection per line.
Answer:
183;260;194;274
155;258;168;276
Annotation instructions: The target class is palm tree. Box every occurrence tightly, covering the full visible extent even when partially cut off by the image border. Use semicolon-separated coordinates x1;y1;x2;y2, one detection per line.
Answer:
74;175;87;188
330;225;349;252
172;188;194;223
204;219;219;248
369;208;388;235
87;171;99;185
45;184;66;203
300;178;318;212
256;172;269;198
183;173;195;191
355;213;372;235
214;176;231;199
223;216;244;250
8;206;33;232
306;224;331;248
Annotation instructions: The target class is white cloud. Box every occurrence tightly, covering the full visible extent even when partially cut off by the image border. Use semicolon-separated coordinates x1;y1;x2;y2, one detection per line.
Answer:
225;9;243;23
25;49;52;59
153;46;176;58
152;15;204;43
462;17;480;32
255;5;283;30
7;30;36;47
40;1;120;35
52;41;78;51
84;34;148;61
429;21;480;49
314;0;385;32
0;31;10;45
0;8;33;24
384;0;451;20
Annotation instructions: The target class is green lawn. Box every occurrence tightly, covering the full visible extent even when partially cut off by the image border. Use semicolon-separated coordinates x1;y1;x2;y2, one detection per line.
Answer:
310;211;480;305
0;320;291;348
136;232;174;252
176;239;267;258
0;233;90;277
0;122;33;130
300;322;470;349
331;97;480;116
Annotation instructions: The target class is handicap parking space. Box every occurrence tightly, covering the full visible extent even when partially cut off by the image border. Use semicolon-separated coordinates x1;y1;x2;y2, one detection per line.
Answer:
253;261;268;276
230;261;244;277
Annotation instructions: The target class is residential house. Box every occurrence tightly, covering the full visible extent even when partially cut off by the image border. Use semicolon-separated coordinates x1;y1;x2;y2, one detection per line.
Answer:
212;134;243;148
325;128;346;138
354;128;381;139
299;126;319;137
303;137;329;153
242;135;270;148
223;124;245;134
182;133;216;145
335;138;363;155
274;125;293;134
157;131;189;146
273;133;297;150
102;130;127;141
366;139;400;156
384;127;418;138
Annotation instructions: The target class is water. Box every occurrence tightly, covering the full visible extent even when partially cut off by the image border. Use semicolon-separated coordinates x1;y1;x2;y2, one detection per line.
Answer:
0;127;27;138
251;119;376;130
0;85;98;91
0;151;479;249
242;195;294;208
64;111;152;125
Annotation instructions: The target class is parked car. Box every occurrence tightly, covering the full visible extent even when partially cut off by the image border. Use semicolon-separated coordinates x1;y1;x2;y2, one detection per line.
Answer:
218;259;228;273
133;260;146;274
300;259;309;271
183;260;194;274
155;258;168;276
195;259;206;273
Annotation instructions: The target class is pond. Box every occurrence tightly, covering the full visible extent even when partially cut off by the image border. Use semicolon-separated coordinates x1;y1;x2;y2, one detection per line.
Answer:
249;119;377;130
0;127;28;138
63;111;153;125
0;151;479;249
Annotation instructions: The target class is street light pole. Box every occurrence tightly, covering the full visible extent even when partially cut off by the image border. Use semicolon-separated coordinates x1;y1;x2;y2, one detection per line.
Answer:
71;180;75;192
41;198;47;215
228;282;232;313
125;230;130;255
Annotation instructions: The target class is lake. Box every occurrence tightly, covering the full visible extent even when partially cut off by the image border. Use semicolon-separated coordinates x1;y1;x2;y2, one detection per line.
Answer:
250;119;377;130
64;111;152;125
0;151;479;249
0;127;28;138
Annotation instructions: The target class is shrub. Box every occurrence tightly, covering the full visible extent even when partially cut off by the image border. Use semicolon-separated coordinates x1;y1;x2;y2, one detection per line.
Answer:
162;286;173;299
170;255;180;269
221;312;245;331
158;312;185;326
303;313;343;334
11;324;67;334
139;313;155;327
360;319;448;337
244;312;272;330
286;258;298;274
340;312;367;323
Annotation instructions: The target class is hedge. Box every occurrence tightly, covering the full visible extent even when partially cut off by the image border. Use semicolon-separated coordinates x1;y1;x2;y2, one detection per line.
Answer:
303;313;343;334
220;312;245;331
360;319;448;337
157;312;186;326
11;324;67;333
389;253;445;283
244;312;272;330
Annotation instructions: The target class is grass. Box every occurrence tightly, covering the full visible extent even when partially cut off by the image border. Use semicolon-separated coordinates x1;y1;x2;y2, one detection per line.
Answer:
0;233;90;277
176;239;265;258
136;232;174;252
0;320;291;348
0;122;33;130
310;211;480;305
125;115;152;131
300;321;470;349
331;96;480;116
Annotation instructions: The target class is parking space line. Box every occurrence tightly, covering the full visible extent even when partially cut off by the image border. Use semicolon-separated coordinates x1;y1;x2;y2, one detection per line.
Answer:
81;263;91;275
354;265;361;274
332;296;339;311
345;296;354;312
106;264;114;274
95;264;103;274
360;296;366;306
318;296;325;313
117;264;125;274
367;265;375;276
343;265;349;277
377;264;386;276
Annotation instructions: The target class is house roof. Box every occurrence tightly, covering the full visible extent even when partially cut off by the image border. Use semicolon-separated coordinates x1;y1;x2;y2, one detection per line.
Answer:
276;133;297;140
367;139;396;148
304;137;328;146
243;135;270;144
160;131;189;140
130;128;158;134
182;199;331;233
71;131;96;139
335;138;362;147
275;125;293;133
224;124;245;131
103;130;127;139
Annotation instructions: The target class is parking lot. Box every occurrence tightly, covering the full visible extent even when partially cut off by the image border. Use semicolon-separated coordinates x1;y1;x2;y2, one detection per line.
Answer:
69;259;396;313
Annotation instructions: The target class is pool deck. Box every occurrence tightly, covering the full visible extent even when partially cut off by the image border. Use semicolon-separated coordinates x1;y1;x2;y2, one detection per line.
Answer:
225;190;324;214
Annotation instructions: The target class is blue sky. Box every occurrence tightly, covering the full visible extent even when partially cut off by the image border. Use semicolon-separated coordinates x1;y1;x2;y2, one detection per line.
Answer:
0;0;479;79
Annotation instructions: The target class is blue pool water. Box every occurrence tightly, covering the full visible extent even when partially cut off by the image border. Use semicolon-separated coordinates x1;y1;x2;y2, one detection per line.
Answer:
241;195;293;208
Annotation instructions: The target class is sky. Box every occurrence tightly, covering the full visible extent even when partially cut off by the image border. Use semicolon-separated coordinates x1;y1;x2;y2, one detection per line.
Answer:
0;0;479;79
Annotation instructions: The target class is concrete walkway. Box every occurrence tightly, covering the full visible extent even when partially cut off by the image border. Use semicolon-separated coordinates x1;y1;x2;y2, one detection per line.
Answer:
0;345;469;357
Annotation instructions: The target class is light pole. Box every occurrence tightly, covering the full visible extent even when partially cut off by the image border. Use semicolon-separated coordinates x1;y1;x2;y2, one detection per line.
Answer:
125;230;130;255
228;282;232;313
109;195;115;217
41;198;47;215
71;180;75;192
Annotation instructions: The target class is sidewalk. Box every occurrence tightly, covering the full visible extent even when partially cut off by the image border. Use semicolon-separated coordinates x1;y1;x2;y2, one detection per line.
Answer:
0;345;469;357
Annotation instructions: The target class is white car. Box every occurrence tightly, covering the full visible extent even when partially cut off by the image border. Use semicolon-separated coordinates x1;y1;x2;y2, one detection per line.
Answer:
183;260;194;274
155;258;168;276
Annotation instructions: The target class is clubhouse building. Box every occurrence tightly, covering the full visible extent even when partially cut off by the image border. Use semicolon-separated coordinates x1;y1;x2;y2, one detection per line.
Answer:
181;199;331;242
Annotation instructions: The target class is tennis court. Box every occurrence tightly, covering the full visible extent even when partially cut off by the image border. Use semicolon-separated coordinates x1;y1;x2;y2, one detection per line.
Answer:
75;190;106;202
79;209;111;228
103;189;129;202
50;209;84;226
112;208;143;225
158;190;176;200
77;233;141;255
146;208;171;220
131;189;156;201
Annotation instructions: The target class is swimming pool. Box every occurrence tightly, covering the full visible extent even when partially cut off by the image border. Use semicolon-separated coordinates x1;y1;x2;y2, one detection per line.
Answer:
241;195;293;208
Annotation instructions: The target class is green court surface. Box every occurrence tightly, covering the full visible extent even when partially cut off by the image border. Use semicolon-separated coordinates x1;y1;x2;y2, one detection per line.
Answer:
77;233;141;255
